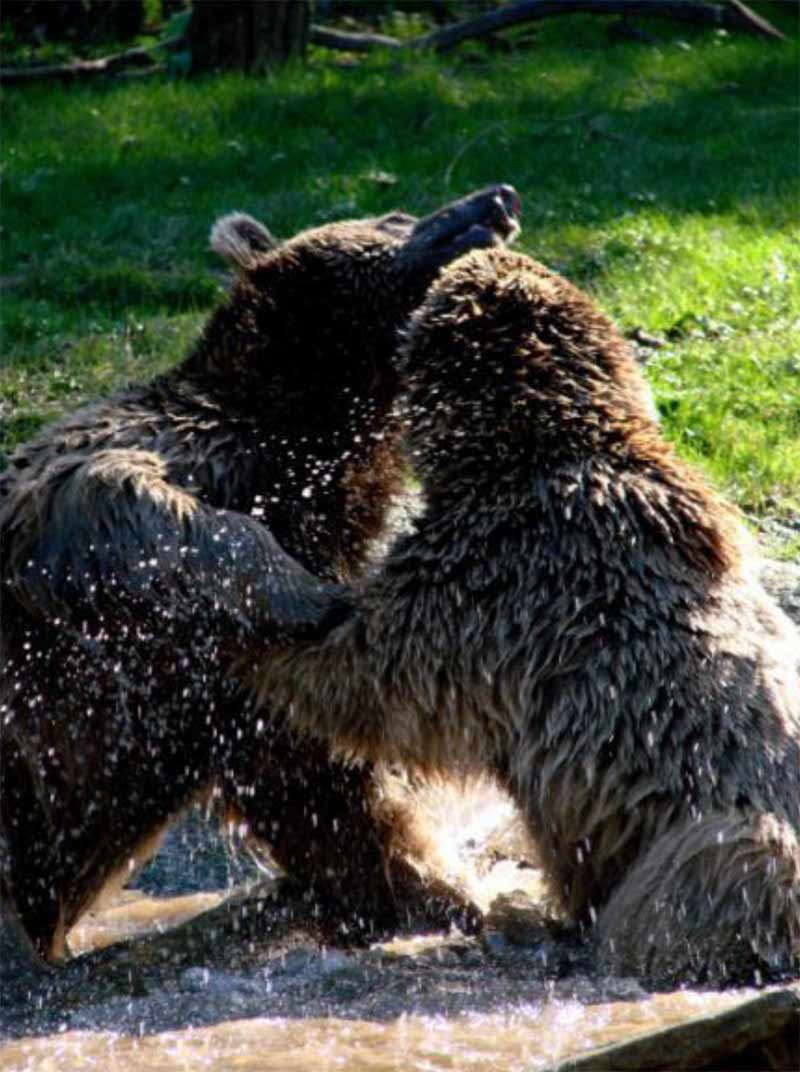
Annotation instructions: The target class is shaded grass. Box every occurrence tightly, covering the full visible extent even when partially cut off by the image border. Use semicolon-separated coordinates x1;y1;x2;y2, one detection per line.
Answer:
1;7;798;520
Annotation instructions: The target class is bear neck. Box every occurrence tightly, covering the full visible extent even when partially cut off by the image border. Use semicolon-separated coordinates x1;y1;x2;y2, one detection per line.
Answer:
413;399;743;582
176;284;401;431
162;309;406;581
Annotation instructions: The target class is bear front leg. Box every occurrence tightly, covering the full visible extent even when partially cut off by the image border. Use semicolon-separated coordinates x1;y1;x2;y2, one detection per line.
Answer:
4;447;350;650
218;695;480;941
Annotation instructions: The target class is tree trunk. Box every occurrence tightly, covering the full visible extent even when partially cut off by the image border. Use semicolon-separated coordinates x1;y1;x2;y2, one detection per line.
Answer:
189;1;310;74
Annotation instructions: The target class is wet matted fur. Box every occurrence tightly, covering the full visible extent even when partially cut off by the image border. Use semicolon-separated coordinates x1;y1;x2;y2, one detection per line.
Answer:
0;188;520;966
257;247;800;986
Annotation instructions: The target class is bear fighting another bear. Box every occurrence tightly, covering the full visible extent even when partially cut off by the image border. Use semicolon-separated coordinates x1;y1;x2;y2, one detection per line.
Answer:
257;246;800;986
0;187;521;970
4;187;796;989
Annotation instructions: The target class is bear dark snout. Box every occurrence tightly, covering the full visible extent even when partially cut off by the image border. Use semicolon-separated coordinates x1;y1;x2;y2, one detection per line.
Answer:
408;184;521;256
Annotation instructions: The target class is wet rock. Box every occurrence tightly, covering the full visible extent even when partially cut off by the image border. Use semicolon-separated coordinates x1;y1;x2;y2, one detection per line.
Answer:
761;558;800;628
481;888;579;977
485;890;562;947
273;946;358;982
178;966;267;996
482;929;509;956
480;918;580;982
544;986;800;1072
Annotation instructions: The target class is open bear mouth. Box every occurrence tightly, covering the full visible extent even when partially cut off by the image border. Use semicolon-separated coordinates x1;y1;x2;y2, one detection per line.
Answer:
486;184;522;243
409;184;521;260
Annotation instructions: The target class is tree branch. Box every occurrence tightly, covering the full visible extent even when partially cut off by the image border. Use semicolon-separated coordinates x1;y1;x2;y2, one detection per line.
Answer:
309;25;403;53
0;38;184;86
412;1;786;52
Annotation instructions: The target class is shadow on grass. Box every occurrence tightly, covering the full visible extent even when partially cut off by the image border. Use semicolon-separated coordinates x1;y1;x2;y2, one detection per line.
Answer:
0;19;797;319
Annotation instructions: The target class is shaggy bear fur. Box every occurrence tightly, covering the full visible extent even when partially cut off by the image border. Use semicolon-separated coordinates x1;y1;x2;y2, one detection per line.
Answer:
257;247;800;986
0;187;520;968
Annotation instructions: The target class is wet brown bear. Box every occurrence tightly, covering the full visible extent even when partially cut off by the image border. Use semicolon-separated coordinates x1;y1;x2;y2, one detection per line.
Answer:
0;187;521;971
258;247;800;986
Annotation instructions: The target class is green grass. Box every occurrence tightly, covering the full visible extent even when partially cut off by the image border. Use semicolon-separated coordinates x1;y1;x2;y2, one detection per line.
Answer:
2;5;799;528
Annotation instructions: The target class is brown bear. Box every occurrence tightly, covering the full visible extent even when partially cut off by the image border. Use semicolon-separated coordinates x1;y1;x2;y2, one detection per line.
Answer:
256;246;800;986
0;186;522;973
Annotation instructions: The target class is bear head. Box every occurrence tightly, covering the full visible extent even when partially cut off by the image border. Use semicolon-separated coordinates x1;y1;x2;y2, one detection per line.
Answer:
191;186;520;422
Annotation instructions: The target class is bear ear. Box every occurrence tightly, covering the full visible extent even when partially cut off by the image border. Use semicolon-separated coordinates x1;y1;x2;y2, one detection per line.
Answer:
209;212;277;271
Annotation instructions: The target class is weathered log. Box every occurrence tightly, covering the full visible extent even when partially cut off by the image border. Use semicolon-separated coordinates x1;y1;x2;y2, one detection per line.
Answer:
0;45;157;85
542;987;800;1072
0;0;785;87
412;0;787;51
0;38;184;86
309;25;403;52
307;0;786;55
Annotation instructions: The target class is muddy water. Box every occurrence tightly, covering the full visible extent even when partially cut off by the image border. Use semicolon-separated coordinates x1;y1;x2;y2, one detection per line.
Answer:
0;989;759;1072
1;782;797;1071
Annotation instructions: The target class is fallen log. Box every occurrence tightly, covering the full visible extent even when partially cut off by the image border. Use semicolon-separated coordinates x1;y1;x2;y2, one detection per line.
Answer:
1;0;785;85
542;987;800;1072
308;0;786;54
411;0;787;52
309;25;403;53
0;37;183;86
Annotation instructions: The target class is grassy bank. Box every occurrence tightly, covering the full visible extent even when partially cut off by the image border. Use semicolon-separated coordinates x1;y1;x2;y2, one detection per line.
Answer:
2;6;798;532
